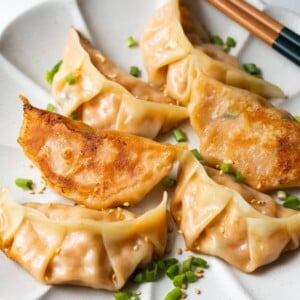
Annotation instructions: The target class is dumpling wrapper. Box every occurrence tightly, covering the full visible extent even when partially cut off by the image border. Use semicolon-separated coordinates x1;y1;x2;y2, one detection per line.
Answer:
18;97;186;209
171;151;300;272
140;0;284;105
52;28;188;138
0;188;168;290
188;76;300;191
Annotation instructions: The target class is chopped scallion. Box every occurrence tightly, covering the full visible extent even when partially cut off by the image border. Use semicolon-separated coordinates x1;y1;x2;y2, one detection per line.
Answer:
234;171;246;183
162;176;177;189
294;115;300;121
185;270;196;283
66;74;75;85
283;195;300;210
226;36;236;48
129;66;140;77
46;103;56;112
191;149;203;161
181;258;192;273
164;287;182;300
210;35;223;46
243;63;263;78
126;36;137;47
166;263;180;279
173;273;186;288
220;162;232;173
69;112;78;120
45;60;62;84
172;128;187;142
114;291;139;300
192;257;208;268
15;178;33;190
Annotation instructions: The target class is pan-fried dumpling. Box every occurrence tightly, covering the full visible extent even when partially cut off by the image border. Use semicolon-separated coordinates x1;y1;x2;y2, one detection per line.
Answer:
0;188;168;290
18;97;185;209
188;76;300;191
171;151;300;272
140;0;284;105
52;28;187;138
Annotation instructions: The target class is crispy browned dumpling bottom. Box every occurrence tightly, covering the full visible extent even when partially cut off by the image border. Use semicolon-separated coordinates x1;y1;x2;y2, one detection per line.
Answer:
18;97;183;209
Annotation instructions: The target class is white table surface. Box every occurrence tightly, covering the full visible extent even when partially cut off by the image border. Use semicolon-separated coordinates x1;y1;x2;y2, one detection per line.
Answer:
0;0;299;35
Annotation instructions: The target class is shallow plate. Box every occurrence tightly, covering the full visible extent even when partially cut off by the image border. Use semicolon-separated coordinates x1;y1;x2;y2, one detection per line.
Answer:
0;0;300;299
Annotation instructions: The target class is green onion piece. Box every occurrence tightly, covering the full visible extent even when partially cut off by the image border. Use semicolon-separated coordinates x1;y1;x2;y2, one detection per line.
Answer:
162;258;179;269
69;112;78;120
164;287;182;300
294;115;300;121
226;36;236;48
126;36;137;47
129;66;140;77
46;103;56;112
45;60;62;84
114;291;139;300
234;171;246;183
166;263;180;279
192;257;208;268
145;262;158;282
181;258;192;273
173;273;186;288
243;63;263;78
191;149;203;161
210;35;223;46
162;176;177;189
285;195;299;202
66;74;75;85
185;270;196;283
220;162;232;173
283;196;300;211
172;128;187;142
132;271;144;283
15;178;33;190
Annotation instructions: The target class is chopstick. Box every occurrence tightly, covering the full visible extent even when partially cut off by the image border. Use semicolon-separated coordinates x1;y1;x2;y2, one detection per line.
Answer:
207;0;300;66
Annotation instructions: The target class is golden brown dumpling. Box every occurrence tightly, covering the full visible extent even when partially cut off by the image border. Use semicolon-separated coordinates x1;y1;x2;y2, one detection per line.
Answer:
18;97;185;209
0;188;168;290
140;0;284;105
188;76;300;191
171;151;300;272
52;28;188;138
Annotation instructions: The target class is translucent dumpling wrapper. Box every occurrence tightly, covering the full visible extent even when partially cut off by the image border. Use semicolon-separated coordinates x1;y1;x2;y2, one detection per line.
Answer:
140;0;284;105
52;28;188;138
0;188;168;290
188;76;300;191
171;151;300;272
18;97;186;209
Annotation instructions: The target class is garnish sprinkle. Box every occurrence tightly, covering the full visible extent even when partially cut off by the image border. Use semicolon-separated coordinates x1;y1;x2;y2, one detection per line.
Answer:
45;60;62;84
15;178;33;190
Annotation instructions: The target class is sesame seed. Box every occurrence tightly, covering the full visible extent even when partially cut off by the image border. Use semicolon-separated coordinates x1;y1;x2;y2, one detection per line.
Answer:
194;288;201;294
123;202;130;207
181;293;187;299
195;273;203;278
277;190;287;200
177;248;183;255
181;283;187;290
112;273;116;280
219;170;224;175
117;207;122;212
108;209;114;214
144;236;149;243
44;276;49;281
55;248;61;254
223;159;233;164
256;183;262;189
177;229;183;235
133;244;139;251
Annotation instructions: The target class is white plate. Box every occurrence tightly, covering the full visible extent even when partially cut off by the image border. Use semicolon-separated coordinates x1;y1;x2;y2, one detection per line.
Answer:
0;1;300;299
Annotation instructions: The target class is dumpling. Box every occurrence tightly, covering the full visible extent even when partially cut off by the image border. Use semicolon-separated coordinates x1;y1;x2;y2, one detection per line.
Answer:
188;76;300;191
0;188;167;290
77;30;175;105
171;151;300;272
140;0;284;105
52;28;188;138
18;97;185;209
